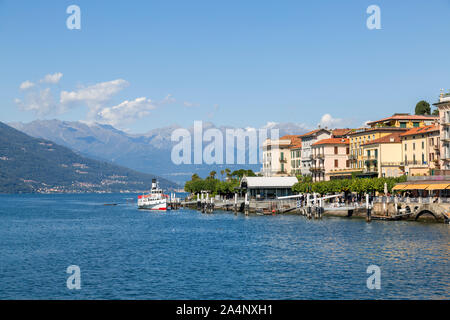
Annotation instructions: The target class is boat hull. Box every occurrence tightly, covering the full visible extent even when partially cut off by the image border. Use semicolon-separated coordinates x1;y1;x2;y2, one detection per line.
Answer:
137;199;167;211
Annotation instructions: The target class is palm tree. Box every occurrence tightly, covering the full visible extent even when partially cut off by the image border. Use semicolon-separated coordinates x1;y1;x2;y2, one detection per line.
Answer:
220;170;225;180
209;171;217;179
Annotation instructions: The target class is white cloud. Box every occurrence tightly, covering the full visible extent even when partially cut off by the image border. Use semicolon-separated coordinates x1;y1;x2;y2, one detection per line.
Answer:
15;75;179;127
160;94;176;105
15;88;59;116
60;79;129;120
98;97;157;127
318;113;345;128
60;79;128;105
183;101;200;107
40;72;63;84
19;80;35;90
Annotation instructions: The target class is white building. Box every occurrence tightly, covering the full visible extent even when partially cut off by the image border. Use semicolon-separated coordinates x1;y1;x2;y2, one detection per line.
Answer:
299;128;332;176
435;90;450;170
240;176;299;199
261;135;301;177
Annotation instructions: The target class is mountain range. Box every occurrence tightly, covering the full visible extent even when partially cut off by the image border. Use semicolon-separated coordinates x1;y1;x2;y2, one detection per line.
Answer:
9;120;310;184
0;122;176;193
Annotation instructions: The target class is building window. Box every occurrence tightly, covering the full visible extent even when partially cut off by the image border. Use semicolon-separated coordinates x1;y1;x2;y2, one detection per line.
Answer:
413;143;415;151
405;144;407;151
422;153;425;164
346;147;349;154
346;160;349;168
335;159;338;168
400;122;407;128
413;122;419;128
334;146;338;154
422;141;424;149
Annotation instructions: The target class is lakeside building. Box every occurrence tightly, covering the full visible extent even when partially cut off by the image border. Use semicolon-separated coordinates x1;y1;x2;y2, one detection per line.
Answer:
310;138;350;182
262;135;301;177
361;132;404;178
299;128;332;176
289;140;302;176
240;176;299;199
347;127;407;174
366;113;439;129
400;124;440;176
434;90;450;171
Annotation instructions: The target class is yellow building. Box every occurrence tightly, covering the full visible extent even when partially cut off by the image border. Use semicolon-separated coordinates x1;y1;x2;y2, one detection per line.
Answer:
348;127;407;176
400;124;440;176
362;132;404;178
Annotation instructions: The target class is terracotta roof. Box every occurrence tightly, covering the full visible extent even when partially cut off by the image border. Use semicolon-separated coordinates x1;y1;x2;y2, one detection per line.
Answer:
400;124;439;137
367;114;438;126
280;135;300;140
332;128;352;137
312;138;349;146
299;128;331;138
362;133;402;145
279;135;302;148
290;141;302;149
348;127;407;136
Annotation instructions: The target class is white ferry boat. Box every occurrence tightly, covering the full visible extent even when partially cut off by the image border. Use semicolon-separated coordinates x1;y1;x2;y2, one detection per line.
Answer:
137;179;168;211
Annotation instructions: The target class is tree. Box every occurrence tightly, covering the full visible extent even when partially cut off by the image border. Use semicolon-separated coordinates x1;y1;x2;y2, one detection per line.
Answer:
415;100;431;115
432;108;439;116
209;171;217;179
225;168;231;180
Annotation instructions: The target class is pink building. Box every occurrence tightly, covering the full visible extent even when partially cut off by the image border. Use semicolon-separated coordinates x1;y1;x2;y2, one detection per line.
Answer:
311;138;350;181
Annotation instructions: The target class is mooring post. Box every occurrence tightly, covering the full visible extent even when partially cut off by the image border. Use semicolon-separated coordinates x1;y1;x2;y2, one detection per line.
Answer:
319;198;323;219
244;192;249;215
394;195;398;214
366;193;371;222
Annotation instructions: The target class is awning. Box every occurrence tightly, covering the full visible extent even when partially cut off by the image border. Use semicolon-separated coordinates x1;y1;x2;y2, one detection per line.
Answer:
426;183;450;190
392;184;408;191
404;184;431;190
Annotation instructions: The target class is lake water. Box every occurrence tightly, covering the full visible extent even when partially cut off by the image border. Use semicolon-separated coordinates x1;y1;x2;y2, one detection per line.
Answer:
0;194;448;300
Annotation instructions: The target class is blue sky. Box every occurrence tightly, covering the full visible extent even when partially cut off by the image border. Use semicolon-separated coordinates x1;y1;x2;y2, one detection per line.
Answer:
1;0;450;133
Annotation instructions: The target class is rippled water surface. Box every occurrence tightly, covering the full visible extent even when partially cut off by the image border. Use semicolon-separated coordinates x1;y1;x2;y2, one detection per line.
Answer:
0;194;448;299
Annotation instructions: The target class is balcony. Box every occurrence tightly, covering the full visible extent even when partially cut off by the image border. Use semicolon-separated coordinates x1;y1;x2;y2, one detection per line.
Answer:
349;154;357;160
279;158;287;163
312;153;324;159
381;161;404;167
310;166;325;172
403;161;428;167
363;155;378;161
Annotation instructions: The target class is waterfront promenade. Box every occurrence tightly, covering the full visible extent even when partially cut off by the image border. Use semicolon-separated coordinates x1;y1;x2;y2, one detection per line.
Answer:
181;194;450;223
